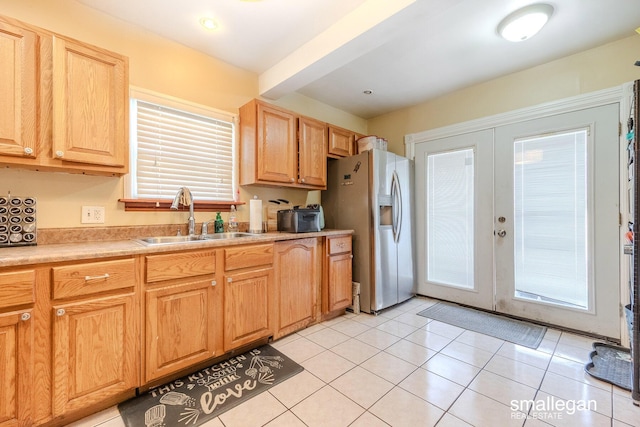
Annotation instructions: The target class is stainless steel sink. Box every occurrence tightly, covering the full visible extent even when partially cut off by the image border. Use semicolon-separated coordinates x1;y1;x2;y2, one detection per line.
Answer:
202;232;255;240
135;232;255;245
136;235;206;245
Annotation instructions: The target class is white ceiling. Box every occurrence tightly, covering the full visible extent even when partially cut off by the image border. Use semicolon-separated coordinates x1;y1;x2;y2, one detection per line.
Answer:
77;0;640;119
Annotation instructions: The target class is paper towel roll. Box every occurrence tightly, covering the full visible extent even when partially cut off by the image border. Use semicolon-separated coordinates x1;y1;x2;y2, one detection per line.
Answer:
249;197;263;233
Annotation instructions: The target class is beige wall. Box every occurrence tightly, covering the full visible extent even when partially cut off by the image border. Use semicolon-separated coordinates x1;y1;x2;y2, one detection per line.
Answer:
0;0;365;228
3;0;638;228
369;35;640;155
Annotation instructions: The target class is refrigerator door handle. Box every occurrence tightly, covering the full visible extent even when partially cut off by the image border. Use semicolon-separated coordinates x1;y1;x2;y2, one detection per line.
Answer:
395;171;403;242
391;171;402;243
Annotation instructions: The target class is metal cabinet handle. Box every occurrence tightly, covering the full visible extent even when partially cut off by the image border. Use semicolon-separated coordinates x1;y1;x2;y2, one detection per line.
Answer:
21;312;31;321
497;229;507;238
55;150;64;158
290;177;295;182
85;273;110;281
227;278;232;283
24;147;34;155
211;280;217;287
56;308;66;317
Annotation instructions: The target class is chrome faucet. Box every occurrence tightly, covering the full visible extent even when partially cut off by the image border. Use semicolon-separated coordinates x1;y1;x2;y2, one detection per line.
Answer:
201;219;216;236
170;187;195;236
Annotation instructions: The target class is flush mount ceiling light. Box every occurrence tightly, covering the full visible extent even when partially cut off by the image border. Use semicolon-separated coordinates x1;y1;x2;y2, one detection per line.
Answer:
497;3;554;42
200;17;218;31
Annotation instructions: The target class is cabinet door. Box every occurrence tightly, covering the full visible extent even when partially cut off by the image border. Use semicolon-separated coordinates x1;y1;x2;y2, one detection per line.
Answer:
224;267;274;351
51;36;128;168
0;19;37;159
145;279;216;382
274;239;319;339
52;294;138;416
328;253;353;312
0;310;32;427
328;126;354;157
256;103;297;184
298;117;327;188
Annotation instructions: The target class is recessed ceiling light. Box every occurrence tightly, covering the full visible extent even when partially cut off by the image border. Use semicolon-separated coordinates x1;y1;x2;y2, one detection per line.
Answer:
200;17;218;31
497;3;553;42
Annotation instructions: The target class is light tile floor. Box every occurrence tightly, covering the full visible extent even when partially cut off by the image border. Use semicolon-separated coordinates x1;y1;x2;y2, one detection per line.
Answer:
69;296;640;427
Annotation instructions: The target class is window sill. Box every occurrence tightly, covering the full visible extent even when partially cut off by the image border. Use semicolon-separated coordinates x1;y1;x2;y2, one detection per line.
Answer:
119;199;245;212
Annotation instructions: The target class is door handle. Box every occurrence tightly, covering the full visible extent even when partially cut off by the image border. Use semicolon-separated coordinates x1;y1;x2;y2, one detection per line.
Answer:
497;229;507;237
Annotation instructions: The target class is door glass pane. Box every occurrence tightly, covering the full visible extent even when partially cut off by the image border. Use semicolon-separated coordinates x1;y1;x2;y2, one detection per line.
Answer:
427;149;474;288
513;129;589;309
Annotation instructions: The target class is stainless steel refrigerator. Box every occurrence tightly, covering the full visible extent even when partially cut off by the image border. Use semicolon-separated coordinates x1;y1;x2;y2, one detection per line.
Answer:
323;149;415;313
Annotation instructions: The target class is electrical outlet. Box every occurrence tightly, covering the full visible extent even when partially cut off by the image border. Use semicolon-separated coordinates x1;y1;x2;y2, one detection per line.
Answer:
81;206;105;224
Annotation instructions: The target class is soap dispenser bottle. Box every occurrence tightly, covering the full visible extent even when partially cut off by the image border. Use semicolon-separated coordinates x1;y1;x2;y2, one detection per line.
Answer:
228;205;238;232
214;212;224;233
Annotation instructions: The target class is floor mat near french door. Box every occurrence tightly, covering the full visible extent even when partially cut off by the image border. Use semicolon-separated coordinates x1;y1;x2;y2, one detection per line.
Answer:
417;301;547;348
118;344;303;427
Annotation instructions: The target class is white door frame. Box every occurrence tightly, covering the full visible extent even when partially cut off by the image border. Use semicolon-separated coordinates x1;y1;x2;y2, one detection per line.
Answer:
406;84;633;341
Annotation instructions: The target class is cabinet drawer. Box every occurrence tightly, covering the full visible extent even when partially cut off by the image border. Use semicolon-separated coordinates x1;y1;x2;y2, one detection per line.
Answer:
0;269;35;309
328;236;352;255
145;250;216;283
224;244;273;271
52;258;135;299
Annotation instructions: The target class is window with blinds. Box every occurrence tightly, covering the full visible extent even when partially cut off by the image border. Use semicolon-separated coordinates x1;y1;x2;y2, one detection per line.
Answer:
129;96;236;201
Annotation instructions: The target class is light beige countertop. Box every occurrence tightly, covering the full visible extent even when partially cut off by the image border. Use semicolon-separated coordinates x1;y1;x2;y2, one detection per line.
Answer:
0;229;353;268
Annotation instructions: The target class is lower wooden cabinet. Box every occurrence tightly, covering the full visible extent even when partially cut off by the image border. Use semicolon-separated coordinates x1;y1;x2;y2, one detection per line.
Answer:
2;235;355;426
274;239;320;339
145;279;217;382
0;309;33;427
325;235;353;314
0;268;35;427
51;293;137;416
143;249;219;383
223;243;274;351
223;267;274;351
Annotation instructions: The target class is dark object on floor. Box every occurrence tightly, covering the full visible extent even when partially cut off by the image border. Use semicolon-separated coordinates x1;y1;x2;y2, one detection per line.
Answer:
118;344;303;427
417;301;546;349
585;342;632;391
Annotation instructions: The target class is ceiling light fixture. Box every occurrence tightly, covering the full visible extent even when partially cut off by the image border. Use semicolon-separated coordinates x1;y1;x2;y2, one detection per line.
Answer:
497;3;554;42
200;17;218;31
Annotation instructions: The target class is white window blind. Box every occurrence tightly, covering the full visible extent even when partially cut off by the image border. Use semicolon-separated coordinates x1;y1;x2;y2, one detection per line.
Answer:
130;96;235;201
513;129;589;308
426;148;475;289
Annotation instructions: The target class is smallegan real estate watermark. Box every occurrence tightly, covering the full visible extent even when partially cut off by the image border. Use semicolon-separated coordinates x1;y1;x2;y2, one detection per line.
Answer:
510;396;597;420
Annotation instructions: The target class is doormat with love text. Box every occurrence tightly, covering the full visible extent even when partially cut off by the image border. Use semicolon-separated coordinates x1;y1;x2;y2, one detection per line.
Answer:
118;344;303;427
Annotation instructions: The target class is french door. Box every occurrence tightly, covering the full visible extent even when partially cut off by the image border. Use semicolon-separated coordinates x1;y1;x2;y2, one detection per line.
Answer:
415;104;621;338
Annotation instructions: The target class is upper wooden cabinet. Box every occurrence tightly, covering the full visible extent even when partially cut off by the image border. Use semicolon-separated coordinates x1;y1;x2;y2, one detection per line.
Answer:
51;36;128;168
298;116;327;187
240;100;297;186
328;125;355;158
0;14;129;176
0;19;38;160
239;99;327;189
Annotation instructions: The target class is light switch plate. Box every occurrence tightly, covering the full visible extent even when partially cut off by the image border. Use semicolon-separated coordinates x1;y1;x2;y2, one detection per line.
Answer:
81;206;105;224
